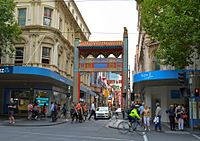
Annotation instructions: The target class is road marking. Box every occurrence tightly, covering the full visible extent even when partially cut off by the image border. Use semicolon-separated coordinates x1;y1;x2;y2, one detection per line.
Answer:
192;134;200;140
9;131;136;141
143;133;148;141
44;136;134;141
164;131;190;134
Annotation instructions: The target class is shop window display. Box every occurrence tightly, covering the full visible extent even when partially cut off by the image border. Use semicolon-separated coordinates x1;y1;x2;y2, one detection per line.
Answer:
10;89;32;114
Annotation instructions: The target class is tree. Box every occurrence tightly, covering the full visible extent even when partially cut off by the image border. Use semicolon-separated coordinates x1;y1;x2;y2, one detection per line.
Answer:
138;0;200;69
0;0;22;57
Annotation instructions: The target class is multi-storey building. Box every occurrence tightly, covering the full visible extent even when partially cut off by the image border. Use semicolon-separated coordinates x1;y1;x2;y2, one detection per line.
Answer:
0;0;92;116
133;3;200;122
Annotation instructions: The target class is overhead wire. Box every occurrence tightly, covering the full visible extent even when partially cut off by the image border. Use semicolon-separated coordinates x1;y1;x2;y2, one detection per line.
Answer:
16;0;133;3
22;30;140;35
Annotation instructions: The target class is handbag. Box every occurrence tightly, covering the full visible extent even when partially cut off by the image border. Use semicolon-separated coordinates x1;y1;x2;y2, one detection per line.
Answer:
182;114;188;119
153;116;159;124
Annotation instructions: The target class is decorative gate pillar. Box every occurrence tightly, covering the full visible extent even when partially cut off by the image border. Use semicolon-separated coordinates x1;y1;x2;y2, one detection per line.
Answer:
73;38;80;102
122;27;129;111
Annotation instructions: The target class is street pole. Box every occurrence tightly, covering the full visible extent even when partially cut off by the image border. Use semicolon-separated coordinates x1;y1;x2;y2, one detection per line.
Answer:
189;48;198;131
73;37;80;103
123;27;129;118
189;73;194;131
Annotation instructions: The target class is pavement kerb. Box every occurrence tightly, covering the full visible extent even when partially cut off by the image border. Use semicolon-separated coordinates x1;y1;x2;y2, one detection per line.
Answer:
1;119;68;127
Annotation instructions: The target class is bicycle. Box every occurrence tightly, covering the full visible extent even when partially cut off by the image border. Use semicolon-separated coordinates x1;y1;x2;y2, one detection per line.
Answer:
110;111;118;121
109;111;119;126
117;118;146;136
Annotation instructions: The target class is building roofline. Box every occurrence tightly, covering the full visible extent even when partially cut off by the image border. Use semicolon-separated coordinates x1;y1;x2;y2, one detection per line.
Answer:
68;0;91;35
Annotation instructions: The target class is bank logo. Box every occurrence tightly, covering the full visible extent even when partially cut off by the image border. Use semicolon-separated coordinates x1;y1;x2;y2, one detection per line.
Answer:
0;66;13;74
141;72;154;79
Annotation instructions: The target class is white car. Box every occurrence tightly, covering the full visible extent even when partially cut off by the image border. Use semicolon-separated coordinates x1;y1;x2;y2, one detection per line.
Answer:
96;107;111;119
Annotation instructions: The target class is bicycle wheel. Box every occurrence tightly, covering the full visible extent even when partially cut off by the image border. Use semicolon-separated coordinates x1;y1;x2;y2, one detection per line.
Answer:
111;115;117;122
117;121;130;134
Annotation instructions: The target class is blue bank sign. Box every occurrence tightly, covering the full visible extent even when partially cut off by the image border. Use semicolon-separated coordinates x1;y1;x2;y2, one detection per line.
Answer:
133;70;178;83
0;66;13;74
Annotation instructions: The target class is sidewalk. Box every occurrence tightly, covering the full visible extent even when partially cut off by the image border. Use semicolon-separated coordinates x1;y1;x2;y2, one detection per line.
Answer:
0;118;68;127
162;122;200;135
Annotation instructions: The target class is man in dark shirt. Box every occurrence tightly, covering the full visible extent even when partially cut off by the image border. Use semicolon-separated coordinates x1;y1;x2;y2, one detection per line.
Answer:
166;105;175;130
8;99;16;124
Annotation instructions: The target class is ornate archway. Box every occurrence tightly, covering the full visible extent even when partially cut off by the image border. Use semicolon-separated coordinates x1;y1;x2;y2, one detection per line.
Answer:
73;27;129;108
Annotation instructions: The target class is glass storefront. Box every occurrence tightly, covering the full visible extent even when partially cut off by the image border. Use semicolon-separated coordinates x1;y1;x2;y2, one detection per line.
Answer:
10;89;31;114
3;88;67;116
53;91;67;105
6;89;51;115
35;90;50;105
35;89;51;115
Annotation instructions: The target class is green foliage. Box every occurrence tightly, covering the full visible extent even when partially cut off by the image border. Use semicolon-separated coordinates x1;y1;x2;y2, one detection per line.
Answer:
139;0;200;69
0;0;22;57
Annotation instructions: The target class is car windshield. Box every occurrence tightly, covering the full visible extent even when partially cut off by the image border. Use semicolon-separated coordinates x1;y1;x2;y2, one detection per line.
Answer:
97;107;108;112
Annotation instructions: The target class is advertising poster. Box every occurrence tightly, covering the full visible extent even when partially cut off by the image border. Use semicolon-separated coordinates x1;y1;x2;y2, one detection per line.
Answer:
36;98;49;106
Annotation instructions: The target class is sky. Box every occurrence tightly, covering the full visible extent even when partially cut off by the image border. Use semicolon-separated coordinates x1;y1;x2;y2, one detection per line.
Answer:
76;0;139;76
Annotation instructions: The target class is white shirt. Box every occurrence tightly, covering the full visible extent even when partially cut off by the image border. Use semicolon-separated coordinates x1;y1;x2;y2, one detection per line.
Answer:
91;103;95;111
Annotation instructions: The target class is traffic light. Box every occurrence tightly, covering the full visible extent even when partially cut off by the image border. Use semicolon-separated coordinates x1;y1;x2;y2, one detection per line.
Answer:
131;92;135;101
178;72;186;85
194;88;199;97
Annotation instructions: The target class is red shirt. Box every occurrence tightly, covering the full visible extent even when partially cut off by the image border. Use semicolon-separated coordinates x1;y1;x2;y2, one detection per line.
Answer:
76;103;81;110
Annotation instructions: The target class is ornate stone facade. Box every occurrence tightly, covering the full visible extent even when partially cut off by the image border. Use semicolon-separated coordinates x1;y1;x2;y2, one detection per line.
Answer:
1;0;91;86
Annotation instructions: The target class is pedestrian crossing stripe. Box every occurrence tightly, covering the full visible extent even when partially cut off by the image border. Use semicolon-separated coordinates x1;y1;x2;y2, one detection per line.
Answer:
164;131;190;134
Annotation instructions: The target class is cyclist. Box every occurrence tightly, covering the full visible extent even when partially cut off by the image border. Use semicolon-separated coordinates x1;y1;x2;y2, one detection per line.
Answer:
128;105;141;124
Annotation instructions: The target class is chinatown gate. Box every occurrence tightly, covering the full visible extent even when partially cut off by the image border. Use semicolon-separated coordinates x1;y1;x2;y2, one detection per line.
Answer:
73;27;129;108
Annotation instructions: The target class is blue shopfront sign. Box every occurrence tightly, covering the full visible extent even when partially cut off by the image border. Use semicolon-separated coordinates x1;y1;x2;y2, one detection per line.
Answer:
0;66;92;94
133;70;178;83
0;66;13;74
133;70;200;83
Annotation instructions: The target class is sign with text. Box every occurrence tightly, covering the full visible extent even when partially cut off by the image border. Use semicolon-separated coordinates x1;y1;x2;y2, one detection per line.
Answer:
79;58;122;72
36;98;49;106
